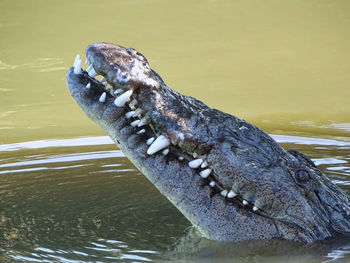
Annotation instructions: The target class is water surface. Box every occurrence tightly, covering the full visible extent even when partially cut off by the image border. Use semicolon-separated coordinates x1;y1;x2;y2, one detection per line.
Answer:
0;136;350;262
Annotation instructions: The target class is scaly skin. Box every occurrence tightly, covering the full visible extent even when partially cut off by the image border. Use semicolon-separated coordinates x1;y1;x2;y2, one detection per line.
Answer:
66;43;350;243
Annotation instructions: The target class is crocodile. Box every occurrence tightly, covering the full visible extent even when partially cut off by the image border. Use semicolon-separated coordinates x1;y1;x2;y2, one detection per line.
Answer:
66;42;350;243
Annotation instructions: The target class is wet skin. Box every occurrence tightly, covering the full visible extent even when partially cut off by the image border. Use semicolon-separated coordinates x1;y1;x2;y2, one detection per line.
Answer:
66;43;350;243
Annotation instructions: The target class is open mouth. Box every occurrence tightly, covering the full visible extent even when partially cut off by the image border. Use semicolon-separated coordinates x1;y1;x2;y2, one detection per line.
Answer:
70;50;262;214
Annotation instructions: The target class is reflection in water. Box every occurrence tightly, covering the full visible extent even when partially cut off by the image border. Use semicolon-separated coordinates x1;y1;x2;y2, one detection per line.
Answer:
0;135;349;262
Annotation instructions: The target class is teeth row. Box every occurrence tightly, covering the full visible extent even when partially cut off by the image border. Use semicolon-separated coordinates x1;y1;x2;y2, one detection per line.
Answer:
221;188;257;211
221;189;257;211
72;54;259;213
72;54;170;158
187;155;259;212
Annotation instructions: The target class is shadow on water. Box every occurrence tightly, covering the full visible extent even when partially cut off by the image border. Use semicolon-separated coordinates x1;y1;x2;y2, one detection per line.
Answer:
0;135;349;262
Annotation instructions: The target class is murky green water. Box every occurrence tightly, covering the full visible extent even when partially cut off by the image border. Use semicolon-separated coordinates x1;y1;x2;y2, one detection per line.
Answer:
0;0;349;262
0;137;350;262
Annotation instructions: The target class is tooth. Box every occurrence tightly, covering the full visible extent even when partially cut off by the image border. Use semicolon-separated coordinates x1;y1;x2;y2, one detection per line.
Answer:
100;77;106;82
137;129;145;134
85;83;91;89
114;90;133;107
86;65;93;72
146;137;155;145
162;149;169;155
178;156;184;161
129;99;137;108
227;190;237;198
125;111;135;119
85;58;90;65
188;159;203;169
137;117;147;127
220;190;228;197
99;92;106;103
147;135;170;155
242;200;248;205
73;59;81;74
192;153;198;158
209;181;215;187
88;68;97;77
114;89;123;95
200;169;211;178
201;160;208;168
132;108;143;117
130;120;140;127
253;206;258;211
73;54;81;67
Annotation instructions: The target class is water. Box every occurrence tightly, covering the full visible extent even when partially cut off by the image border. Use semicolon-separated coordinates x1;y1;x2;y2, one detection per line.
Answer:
0;136;350;262
0;0;349;262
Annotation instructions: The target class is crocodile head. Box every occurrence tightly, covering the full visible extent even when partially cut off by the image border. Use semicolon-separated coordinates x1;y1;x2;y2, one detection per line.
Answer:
66;43;350;243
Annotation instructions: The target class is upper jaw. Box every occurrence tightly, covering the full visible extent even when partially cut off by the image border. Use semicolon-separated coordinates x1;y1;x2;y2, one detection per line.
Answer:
85;43;158;90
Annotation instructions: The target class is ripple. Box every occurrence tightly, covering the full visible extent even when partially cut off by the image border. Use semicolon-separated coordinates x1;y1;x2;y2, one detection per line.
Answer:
0;137;114;152
324;245;350;262
0;58;64;72
0;151;124;169
271;135;350;147
313;158;347;166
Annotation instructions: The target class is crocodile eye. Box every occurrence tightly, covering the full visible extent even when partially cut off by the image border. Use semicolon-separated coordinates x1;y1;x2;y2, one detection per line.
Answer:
295;169;310;183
